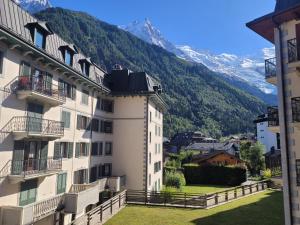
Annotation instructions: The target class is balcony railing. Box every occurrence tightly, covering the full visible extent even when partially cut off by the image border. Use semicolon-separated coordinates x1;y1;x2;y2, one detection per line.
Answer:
17;73;66;103
8;116;64;137
268;106;279;127
11;157;62;177
288;38;300;63
265;57;276;78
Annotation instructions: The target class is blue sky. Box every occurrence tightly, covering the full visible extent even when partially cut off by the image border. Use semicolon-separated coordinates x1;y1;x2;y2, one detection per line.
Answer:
51;0;275;56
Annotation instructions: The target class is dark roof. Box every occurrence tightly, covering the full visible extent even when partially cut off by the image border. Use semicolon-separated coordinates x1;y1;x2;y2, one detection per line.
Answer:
275;0;300;12
186;142;237;152
253;114;268;124
265;150;281;157
192;151;244;163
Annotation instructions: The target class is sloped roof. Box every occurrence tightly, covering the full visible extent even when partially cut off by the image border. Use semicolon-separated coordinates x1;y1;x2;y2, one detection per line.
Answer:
192;151;244;163
186;142;237;152
275;0;300;12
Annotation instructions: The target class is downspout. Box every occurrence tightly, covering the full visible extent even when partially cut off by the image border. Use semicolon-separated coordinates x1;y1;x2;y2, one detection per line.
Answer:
145;97;149;191
273;19;293;225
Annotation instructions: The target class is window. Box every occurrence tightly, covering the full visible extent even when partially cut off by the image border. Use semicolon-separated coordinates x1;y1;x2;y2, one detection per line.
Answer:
0;51;3;75
92;119;100;132
149;111;152;122
105;142;113;156
80;61;90;77
154;161;162;173
297;160;300;186
74;169;88;184
155;144;157;154
59;79;76;100
61;111;71;129
103;163;112;177
149;132;152;143
54;142;73;159
155;125;157;136
101;120;113;133
149;152;151;164
96;97;101;110
292;97;300;123
77;115;91;130
75;143;90;157
19;179;37;206
81;90;89;105
149;174;151;186
64;49;73;66
91;142;103;156
34;28;45;49
20;62;31;77
90;166;98;182
57;173;67;194
101;99;114;113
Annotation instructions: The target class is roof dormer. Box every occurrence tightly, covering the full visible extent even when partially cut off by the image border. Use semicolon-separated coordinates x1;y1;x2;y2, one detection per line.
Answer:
59;44;78;67
25;21;53;49
78;58;92;77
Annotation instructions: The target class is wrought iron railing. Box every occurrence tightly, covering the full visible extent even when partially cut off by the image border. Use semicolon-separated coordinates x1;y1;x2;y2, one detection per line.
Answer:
292;97;300;123
288;38;300;63
265;57;276;78
11;157;62;176
17;73;66;103
268;106;279;127
7;116;64;136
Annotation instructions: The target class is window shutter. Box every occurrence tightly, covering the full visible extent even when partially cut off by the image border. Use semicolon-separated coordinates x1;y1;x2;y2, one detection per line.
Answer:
99;142;103;155
83;169;88;184
57;174;62;194
75;143;80;158
68;143;74;158
53;142;61;159
91;142;98;156
86;118;91;131
85;143;90;156
98;165;102;178
12;141;25;175
74;171;79;184
100;120;104;132
76;115;81;130
72;85;76;100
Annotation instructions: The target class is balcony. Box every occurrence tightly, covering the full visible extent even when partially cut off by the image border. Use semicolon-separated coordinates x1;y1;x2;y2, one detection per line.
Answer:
16;74;66;106
265;57;277;85
0;194;63;225
107;175;126;192
292;97;300;129
1;157;63;183
8;116;64;140
268;106;280;133
64;182;100;214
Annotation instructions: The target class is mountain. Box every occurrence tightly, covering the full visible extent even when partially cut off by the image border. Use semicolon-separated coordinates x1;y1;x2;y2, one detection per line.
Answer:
14;0;51;13
121;19;277;100
35;8;267;138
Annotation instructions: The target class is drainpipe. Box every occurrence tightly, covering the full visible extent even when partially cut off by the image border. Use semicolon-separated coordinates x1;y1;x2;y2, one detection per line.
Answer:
145;97;149;191
273;20;293;225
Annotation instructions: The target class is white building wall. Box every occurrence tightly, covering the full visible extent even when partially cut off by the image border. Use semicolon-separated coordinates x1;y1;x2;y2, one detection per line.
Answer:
256;120;279;153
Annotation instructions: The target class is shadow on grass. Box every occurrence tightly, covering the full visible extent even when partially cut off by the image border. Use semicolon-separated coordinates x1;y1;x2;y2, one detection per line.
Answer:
191;191;284;225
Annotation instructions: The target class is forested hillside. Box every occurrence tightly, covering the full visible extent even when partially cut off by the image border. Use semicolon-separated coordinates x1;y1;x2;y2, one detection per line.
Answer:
36;8;266;138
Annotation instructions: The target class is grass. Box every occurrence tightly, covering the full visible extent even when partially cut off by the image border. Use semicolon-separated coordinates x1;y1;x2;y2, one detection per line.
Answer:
105;190;283;225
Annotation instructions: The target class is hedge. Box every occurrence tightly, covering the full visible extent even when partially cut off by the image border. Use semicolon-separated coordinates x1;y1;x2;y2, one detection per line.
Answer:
183;165;247;186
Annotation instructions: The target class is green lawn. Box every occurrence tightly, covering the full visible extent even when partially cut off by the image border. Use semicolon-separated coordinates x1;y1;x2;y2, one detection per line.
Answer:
105;190;283;225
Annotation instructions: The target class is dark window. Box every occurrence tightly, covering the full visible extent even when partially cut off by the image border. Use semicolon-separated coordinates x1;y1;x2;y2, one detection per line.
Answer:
64;49;73;66
101;99;114;113
80;61;90;77
292;97;300;123
105;142;112;156
19;179;37;206
62;111;71;129
103;163;112;177
74;169;88;184
91;142;98;156
20;62;31;77
297;160;300;186
75;143;90;157
82;90;89;105
0;51;3;75
34;28;45;49
57;173;67;194
54;142;73;159
77;115;91;130
101;121;113;133
59;79;76;100
92;119;100;132
90;166;97;183
96;97;101;110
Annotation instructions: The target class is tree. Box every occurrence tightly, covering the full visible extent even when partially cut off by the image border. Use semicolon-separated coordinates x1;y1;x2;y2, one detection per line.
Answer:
240;141;265;175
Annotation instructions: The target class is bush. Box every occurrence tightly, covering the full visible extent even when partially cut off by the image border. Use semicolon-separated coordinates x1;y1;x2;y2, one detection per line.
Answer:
263;169;272;179
165;171;186;189
183;165;246;186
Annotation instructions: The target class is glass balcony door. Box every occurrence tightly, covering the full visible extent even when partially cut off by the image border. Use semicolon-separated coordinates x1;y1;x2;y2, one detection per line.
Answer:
27;103;43;133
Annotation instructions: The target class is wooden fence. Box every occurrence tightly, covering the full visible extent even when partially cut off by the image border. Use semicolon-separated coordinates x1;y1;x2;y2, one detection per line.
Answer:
126;180;269;209
69;190;126;225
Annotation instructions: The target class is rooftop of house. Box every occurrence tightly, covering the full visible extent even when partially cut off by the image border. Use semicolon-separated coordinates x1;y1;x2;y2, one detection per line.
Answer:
185;142;238;152
192;151;244;164
246;0;300;43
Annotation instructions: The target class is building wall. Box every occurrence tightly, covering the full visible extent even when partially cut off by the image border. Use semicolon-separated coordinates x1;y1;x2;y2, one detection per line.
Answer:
256;120;279;153
196;153;243;166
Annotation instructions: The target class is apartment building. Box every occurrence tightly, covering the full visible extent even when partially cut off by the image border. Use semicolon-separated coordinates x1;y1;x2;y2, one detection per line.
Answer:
0;0;165;224
247;0;300;224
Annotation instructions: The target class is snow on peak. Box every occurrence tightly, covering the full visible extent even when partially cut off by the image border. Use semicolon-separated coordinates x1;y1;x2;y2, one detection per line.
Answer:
13;0;51;14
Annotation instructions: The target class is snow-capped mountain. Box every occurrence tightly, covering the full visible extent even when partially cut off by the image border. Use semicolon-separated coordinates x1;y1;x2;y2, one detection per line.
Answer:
121;19;276;95
14;0;51;14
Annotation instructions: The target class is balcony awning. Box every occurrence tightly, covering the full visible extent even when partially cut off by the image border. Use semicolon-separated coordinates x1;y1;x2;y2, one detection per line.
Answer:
246;3;300;43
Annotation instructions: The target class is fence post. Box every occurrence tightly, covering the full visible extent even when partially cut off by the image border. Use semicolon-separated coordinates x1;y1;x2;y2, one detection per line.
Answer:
184;193;187;208
204;194;207;208
215;193;218;205
242;186;245;196
256;183;259;192
250;185;252;194
225;191;228;202
119;194;121;208
145;191;147;205
234;188;237;199
87;213;91;225
125;190;128;203
100;205;103;222
110;199;113;214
